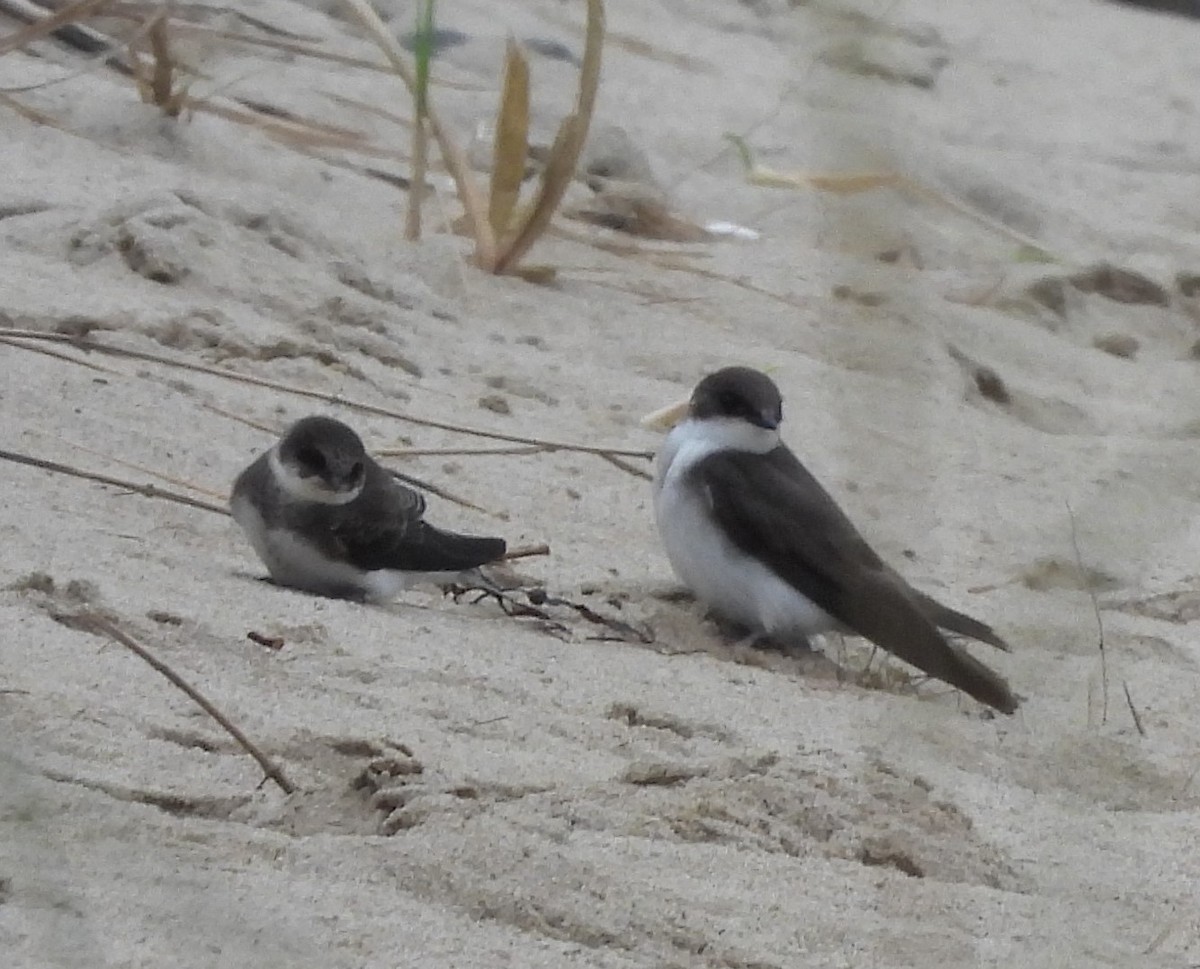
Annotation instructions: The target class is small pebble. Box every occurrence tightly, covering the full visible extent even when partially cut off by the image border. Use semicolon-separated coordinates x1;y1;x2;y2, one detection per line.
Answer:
477;393;510;415
1092;333;1139;359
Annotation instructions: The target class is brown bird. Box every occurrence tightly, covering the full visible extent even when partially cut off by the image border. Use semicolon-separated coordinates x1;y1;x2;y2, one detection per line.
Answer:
651;366;1018;714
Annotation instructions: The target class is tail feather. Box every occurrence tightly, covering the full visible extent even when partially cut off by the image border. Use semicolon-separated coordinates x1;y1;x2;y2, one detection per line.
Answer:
914;591;1011;652
850;575;1018;714
401;527;506;572
941;642;1020;714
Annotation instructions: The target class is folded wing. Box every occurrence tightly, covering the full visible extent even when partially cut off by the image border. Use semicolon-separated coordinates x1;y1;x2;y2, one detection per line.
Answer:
695;448;1017;713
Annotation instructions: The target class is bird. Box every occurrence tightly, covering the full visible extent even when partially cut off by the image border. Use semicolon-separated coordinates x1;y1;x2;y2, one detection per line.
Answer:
651;366;1019;714
230;415;506;601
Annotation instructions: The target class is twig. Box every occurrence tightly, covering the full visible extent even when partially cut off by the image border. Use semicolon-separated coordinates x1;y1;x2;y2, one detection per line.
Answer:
376;444;548;458
445;582;573;639
0;447;230;516
1066;500;1107;725
380;467;498;517
200;404;511;517
0;446;550;561
80;613;295;794
0;331;654;458
596;451;653;481
201;403;278;434
1122;680;1146;738
0;0;113;57
55;435;228;500
501;543;550;561
5;338;119;374
527;588;654;643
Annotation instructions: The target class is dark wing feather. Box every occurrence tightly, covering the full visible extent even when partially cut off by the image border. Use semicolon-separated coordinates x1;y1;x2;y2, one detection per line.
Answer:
696;447;1017;713
322;459;504;572
911;589;1010;652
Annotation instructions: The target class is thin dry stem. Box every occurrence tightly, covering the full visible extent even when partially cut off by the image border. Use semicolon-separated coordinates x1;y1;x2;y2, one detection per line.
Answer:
492;0;605;273
377;444;548;457
0;331;654;459
597;452;653;481
502;543;550;561
0;0;112;57
0;446;231;516
54;435;227;500
384;466;501;518
80;614;295;794
1122;680;1146;738
339;0;497;265
146;11;182;114
726;136;1055;257
405;115;428;240
1066;500;1108;725
201;403;278;435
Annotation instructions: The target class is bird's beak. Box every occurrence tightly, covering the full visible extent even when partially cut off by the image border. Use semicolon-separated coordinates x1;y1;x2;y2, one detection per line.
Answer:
751;411;780;430
640;397;691;431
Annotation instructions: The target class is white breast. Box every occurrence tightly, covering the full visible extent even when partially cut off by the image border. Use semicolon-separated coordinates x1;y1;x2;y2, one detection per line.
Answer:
653;419;838;639
230;493;365;594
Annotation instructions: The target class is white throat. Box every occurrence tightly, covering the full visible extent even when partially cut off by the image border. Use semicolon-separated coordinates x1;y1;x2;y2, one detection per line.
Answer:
654;416;779;492
268;447;362;506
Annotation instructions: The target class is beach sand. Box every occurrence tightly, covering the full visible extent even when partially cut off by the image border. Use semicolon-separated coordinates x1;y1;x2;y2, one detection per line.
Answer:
2;0;1199;965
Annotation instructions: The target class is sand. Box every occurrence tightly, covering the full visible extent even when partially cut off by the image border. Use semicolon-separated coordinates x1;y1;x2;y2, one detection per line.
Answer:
2;0;1200;965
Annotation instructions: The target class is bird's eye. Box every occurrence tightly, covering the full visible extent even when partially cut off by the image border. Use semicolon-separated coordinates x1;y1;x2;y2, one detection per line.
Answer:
297;446;327;472
349;461;365;482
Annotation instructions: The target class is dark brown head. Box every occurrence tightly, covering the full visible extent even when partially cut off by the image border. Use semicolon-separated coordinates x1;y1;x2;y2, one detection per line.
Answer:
689;367;783;430
274;416;367;503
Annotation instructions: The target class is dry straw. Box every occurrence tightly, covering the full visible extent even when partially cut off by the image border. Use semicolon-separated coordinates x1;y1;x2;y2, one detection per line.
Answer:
341;0;605;279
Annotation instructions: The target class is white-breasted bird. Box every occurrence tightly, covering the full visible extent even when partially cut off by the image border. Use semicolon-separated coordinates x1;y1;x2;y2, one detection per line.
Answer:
652;366;1018;714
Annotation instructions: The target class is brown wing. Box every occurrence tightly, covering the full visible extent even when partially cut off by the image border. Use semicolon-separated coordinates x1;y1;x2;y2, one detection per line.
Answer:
292;459;504;572
334;460;504;572
696;447;1017;713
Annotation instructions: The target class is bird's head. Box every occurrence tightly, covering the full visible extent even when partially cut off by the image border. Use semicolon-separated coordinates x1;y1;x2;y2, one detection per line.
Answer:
689;366;783;431
272;416;368;505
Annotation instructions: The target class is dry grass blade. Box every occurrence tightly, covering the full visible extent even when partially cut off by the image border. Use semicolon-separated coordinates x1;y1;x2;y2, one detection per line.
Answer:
55;435;227;500
1066;500;1107;726
79;614;296;794
0;0;112;57
385;466;501;518
488;38;531;237
492;0;604;274
596;451;653;481
1122;680;1146;738
0;446;230;516
724;134;1055;257
194;99;384;156
404;0;434;241
0;89;65;126
0;331;654;458
377;444;547;457
1;437;549;558
340;0;496;266
502;543;550;561
101;1;320;41
131;9;188;117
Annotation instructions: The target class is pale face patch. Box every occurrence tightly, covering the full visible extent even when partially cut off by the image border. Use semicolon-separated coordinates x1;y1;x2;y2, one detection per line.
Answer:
269;447;362;506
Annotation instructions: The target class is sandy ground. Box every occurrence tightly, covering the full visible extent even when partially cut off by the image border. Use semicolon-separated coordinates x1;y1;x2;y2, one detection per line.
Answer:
3;0;1200;965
